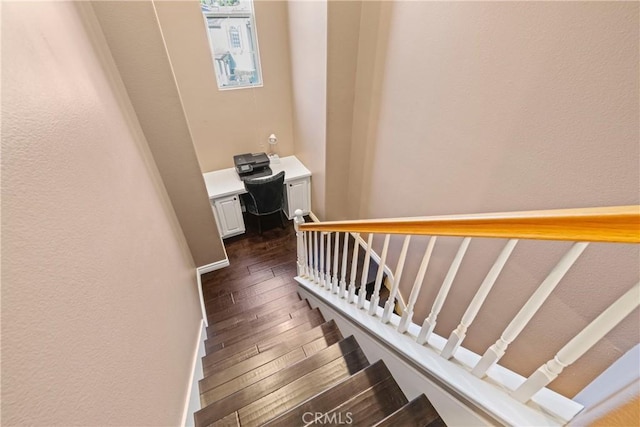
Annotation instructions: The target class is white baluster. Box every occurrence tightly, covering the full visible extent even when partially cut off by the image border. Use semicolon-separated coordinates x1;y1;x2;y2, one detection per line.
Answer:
306;231;312;278
382;236;411;323
512;282;640;402
332;232;340;293
358;234;375;309
319;231;326;287
398;236;438;334
369;234;391;315
339;232;349;298
417;237;472;344
293;210;306;276
472;242;589;378
313;231;319;283
441;239;518;359
325;232;332;288
348;233;360;303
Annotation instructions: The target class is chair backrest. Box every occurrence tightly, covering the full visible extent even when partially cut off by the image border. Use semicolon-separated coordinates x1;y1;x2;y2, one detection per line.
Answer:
243;171;285;215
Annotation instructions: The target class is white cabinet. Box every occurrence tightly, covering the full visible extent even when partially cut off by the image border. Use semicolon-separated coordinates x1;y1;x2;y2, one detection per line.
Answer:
212;195;245;238
203;156;312;237
284;177;311;219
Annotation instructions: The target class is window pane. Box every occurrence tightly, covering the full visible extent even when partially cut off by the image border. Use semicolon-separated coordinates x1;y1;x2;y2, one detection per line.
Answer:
201;0;262;89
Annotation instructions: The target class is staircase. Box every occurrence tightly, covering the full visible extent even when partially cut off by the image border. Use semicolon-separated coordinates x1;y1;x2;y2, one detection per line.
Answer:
195;221;444;426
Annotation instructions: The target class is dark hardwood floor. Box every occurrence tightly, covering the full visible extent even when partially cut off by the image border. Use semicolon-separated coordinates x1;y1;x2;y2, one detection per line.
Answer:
201;214;300;321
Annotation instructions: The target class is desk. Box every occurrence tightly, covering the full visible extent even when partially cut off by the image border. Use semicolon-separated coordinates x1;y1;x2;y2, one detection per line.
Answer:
203;155;312;238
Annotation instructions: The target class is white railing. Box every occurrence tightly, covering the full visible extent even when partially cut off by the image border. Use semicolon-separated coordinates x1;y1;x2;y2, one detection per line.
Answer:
292;206;640;425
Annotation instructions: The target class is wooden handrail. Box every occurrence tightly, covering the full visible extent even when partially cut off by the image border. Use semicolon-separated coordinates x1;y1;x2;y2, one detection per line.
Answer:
298;205;640;243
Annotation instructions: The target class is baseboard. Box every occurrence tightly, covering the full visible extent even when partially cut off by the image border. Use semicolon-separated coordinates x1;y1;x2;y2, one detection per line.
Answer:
196;259;230;327
308;211;321;223
181;320;206;427
197;259;230;275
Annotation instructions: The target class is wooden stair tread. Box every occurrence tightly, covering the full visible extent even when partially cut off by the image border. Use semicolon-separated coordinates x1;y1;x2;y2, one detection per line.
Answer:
374;395;445;427
203;246;294;285
202;310;324;369
207;282;299;323
205;305;313;348
204;320;340;376
237;346;370;427
202;331;345;406
329;375;408;426
203;268;275;300
205;274;289;311
210;412;239;427
206;299;310;338
262;360;392;426
206;295;305;335
194;336;366;426
202;320;342;385
207;292;300;328
205;308;323;354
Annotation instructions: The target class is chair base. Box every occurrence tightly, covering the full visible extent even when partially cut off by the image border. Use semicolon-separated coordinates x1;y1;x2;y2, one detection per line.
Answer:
247;210;287;235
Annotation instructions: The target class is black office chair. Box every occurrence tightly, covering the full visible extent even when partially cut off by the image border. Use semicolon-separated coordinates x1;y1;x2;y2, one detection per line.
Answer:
240;171;286;234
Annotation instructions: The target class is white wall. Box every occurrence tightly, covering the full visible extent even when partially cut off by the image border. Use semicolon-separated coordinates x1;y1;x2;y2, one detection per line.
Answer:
346;1;639;396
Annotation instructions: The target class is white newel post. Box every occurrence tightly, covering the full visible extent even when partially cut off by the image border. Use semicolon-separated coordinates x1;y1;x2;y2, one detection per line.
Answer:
512;282;640;402
398;236;438;334
417;237;471;344
383;235;411;323
472;242;589;378
441;239;518;359
294;210;306;277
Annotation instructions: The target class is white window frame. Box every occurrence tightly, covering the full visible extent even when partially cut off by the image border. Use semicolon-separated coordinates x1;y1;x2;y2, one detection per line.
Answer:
202;1;263;91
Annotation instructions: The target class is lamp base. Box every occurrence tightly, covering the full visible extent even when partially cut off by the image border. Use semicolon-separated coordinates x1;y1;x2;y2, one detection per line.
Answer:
268;153;280;164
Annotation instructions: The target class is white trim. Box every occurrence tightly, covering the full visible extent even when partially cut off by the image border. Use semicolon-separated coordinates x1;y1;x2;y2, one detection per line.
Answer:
197;259;230;275
308;210;321;224
296;276;583;426
569;381;638;426
570;344;640;425
181;320;206;427
197;258;230;327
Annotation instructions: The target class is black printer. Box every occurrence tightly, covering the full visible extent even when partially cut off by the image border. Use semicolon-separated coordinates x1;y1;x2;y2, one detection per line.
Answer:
233;152;272;180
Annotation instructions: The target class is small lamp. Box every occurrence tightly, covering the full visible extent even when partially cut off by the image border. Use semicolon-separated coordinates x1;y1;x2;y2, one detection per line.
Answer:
267;133;280;162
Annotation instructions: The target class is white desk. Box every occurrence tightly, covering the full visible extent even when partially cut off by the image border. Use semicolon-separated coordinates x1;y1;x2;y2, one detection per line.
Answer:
203;155;312;238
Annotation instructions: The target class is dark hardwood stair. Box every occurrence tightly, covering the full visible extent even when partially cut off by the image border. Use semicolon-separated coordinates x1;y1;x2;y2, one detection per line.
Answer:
374;395;447;427
196;222;444;426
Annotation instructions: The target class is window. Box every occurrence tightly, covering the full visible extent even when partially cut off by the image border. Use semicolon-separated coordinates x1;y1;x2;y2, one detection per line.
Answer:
228;27;241;49
201;0;262;90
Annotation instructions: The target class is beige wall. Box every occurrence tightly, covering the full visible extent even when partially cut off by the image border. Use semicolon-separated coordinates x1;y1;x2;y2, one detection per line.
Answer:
2;2;203;424
92;1;225;267
287;0;328;219
154;0;295;173
345;1;639;396
324;1;361;221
